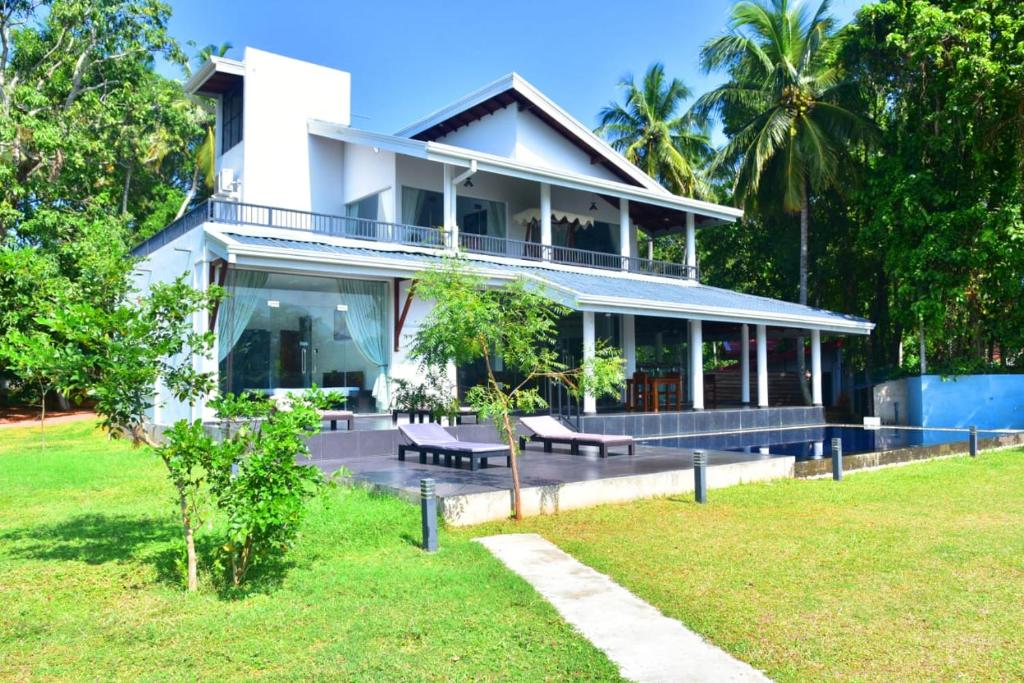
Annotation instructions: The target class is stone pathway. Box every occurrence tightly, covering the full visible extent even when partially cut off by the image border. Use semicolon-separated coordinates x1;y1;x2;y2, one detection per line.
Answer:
475;533;771;683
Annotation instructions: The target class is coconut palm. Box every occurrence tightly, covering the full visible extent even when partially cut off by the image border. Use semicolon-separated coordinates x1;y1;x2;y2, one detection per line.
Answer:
596;63;713;197
696;0;874;401
175;42;232;219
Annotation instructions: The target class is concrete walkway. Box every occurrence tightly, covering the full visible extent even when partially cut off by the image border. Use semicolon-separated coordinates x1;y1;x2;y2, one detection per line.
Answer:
476;534;771;683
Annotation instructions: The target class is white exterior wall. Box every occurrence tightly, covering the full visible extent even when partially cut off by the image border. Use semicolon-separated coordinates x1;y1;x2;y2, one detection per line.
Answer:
436;106;620;184
434;105;518;157
132;228;217;427
873;378;910;425
343;143;397;222
239;47;350;211
515;110;619;181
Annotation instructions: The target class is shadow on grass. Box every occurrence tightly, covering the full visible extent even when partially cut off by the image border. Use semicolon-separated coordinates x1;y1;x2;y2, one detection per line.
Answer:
0;513;295;599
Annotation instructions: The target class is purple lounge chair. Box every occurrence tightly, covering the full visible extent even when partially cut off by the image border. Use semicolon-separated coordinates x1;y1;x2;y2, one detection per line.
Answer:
398;423;510;471
519;415;635;458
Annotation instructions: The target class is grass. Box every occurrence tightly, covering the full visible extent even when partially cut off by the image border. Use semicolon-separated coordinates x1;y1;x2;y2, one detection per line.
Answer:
0;421;620;681
470;451;1024;681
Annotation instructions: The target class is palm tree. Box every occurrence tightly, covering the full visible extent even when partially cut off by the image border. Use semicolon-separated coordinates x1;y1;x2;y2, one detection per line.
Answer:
596;63;713;197
175;42;232;219
696;0;873;402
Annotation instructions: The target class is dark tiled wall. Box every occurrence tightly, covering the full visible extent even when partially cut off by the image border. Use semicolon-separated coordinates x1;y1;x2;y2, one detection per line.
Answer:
306;407;825;459
307;423;501;459
579;406;825;438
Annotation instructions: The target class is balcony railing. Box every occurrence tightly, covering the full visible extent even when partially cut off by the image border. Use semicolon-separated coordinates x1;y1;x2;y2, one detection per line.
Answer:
457;232;698;280
132;199;698;281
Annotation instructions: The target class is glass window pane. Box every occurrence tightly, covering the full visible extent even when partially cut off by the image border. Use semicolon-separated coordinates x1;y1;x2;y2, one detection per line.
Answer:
218;271;390;413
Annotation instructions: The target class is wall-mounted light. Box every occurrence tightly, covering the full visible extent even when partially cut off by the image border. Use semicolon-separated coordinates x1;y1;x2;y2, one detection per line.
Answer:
463;178;474;188
589;200;598;211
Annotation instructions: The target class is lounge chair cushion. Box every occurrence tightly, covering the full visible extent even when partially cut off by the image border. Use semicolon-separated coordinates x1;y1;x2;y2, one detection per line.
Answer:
319;409;354;420
521;415;633;444
399;423;459;445
520;415;577;437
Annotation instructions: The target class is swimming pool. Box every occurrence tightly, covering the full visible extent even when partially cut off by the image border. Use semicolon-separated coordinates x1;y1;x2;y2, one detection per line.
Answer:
646;425;1012;461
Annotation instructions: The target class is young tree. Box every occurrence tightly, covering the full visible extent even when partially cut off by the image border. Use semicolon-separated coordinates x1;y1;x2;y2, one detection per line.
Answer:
409;259;625;520
208;389;330;587
49;276;221;591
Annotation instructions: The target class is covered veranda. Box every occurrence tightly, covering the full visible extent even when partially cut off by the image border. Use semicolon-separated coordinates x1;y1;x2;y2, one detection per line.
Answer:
514;265;874;415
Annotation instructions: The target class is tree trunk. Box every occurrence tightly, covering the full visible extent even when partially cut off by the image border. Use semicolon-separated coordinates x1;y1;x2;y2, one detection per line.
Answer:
121;165;132;216
179;493;198;592
38;382;46;448
502;412;522;520
174;164;201;220
796;184;812;405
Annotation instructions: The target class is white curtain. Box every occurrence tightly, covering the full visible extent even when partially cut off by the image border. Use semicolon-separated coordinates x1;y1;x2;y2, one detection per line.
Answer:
337;278;390;410
217;270;269;361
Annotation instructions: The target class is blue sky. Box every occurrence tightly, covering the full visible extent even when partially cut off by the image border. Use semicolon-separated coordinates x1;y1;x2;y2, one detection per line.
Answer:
166;0;868;139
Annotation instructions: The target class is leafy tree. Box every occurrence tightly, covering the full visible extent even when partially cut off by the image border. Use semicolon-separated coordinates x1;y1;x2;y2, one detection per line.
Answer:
409;259;625;520
208;389;330;587
40;276;220;591
696;0;875;398
842;0;1024;372
596;63;713;196
0;0;207;400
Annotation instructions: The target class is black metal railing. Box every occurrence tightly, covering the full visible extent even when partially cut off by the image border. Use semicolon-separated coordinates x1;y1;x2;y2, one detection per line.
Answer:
209;201;446;249
132;201;213;257
457;232;697;280
133;200;698;281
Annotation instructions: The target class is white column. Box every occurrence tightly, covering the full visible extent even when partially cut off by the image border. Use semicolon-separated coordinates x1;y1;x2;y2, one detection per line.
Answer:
740;323;750;405
582;311;597;414
685;211;696;276
619;199;631;269
756;324;768;407
811;328;823;406
443;164;457;248
647;236;654;260
689;320;704;410
540;182;552;260
622;314;636;377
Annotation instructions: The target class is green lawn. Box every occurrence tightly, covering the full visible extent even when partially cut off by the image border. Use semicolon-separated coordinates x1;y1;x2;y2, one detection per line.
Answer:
0;421;619;681
471;451;1024;682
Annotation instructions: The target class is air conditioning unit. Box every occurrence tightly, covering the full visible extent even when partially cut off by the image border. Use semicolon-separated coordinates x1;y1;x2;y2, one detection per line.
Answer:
215;168;238;198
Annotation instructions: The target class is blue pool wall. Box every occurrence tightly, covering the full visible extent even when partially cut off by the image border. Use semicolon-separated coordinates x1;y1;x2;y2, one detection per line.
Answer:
905;374;1024;430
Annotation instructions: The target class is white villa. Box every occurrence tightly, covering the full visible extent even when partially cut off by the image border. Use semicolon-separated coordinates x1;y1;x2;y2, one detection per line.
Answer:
135;47;873;427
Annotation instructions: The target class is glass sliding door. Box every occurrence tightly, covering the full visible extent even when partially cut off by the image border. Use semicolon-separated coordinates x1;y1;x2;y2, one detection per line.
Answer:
218;271;390;413
401;186;506;238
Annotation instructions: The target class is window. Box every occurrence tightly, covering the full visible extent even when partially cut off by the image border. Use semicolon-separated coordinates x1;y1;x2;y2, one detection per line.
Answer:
221;85;243;152
217;271;390;413
400;186;506;237
345;193;381;221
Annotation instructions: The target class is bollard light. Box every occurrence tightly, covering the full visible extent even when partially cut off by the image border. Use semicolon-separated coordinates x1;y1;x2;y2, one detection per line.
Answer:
969;426;978;458
693;450;708;504
831;437;843;481
420;478;438;552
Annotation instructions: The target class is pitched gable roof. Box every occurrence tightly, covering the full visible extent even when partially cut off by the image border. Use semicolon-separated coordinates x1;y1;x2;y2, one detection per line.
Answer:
395;73;669;194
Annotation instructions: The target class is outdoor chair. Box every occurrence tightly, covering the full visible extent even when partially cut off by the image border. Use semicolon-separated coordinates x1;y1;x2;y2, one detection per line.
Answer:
273;393;354;431
319;409;355;431
519;415;635;458
398;423;511;471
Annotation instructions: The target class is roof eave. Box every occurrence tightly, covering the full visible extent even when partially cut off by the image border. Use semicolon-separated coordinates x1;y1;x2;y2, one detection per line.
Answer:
309;120;744;223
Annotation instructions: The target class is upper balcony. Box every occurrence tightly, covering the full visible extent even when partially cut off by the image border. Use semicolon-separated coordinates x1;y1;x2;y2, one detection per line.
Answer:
133;199;700;281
